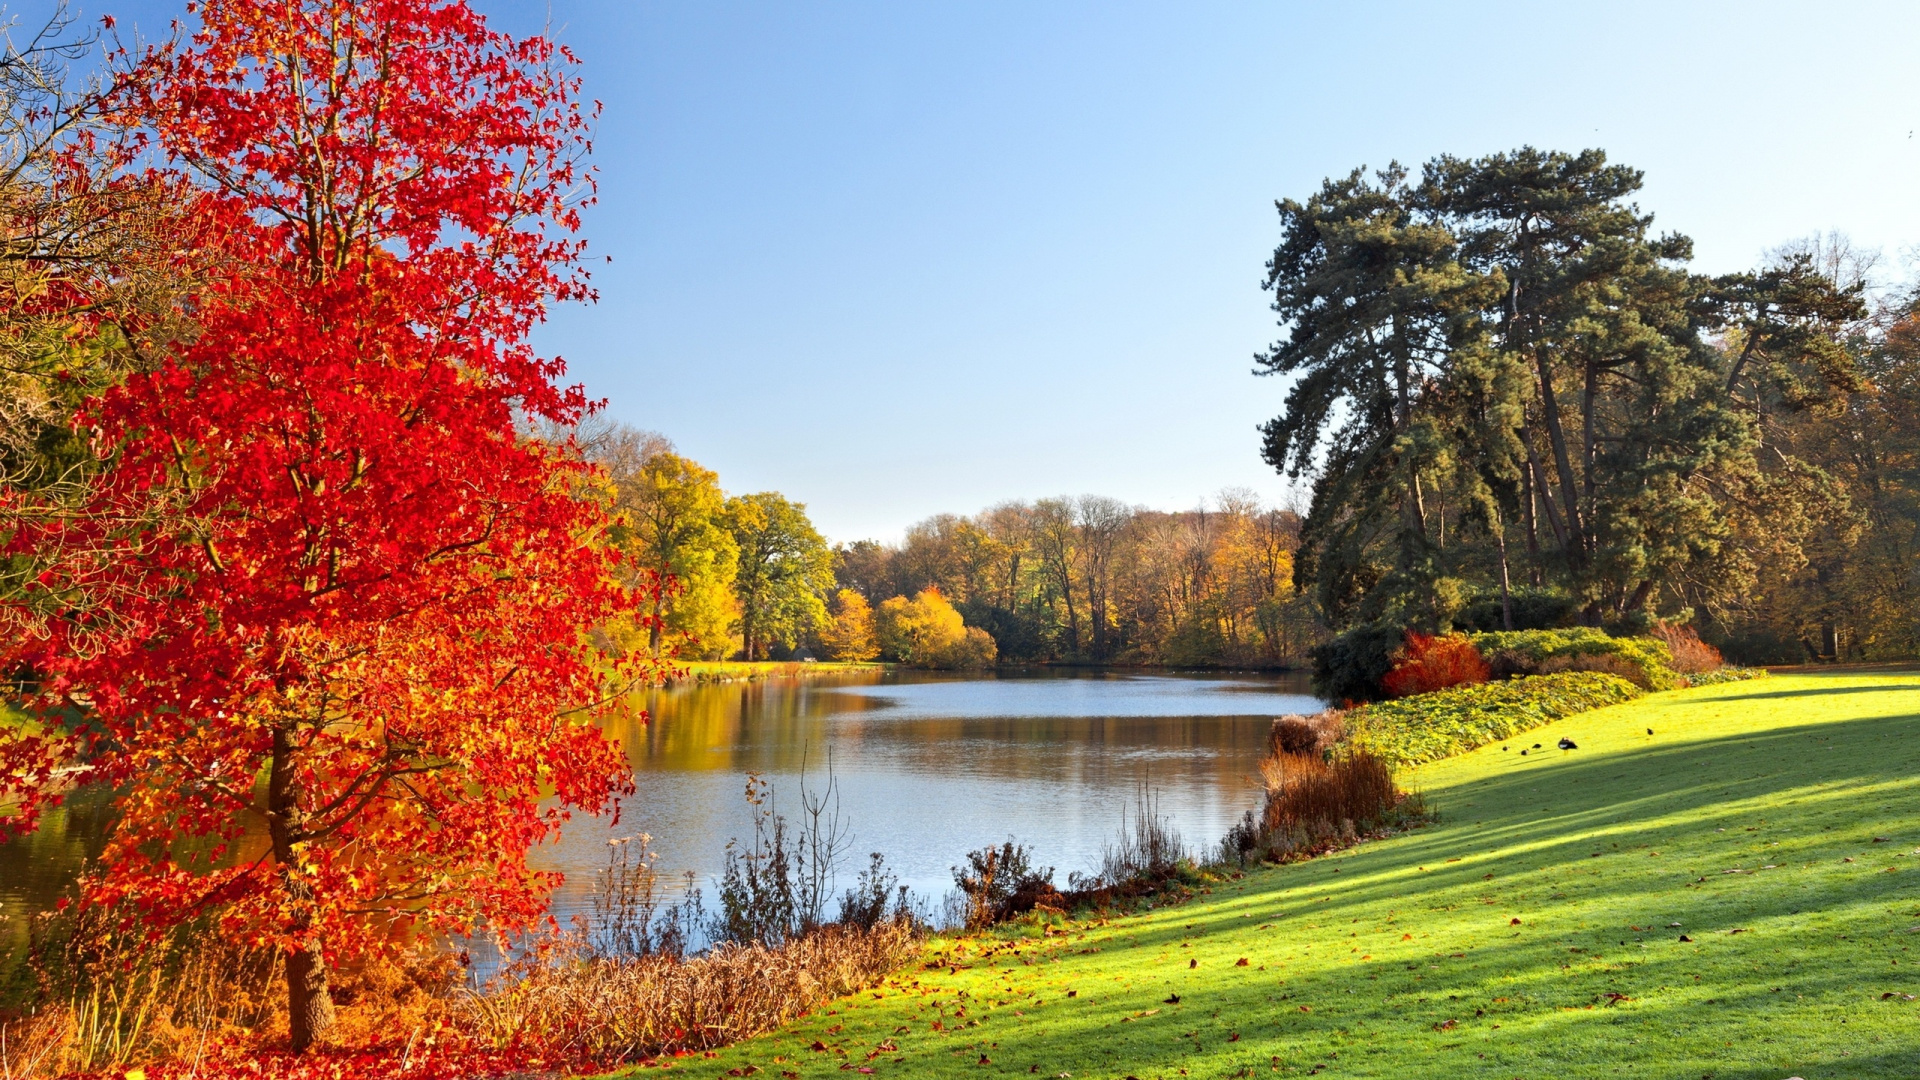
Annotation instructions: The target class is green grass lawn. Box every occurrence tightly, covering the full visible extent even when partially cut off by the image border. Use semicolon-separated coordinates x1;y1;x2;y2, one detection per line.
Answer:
647;669;1920;1079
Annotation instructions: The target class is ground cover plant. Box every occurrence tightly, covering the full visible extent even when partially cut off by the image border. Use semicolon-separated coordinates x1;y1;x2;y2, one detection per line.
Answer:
666;669;1920;1079
1343;671;1646;770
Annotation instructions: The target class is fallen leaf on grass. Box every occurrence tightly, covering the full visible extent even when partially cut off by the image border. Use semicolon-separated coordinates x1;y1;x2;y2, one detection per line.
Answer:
1434;1019;1457;1030
1509;919;1521;926
1236;957;1250;966
1881;992;1916;1000
1678;935;1694;943
1164;994;1181;1004
1298;1005;1312;1012
809;1041;830;1052
1729;928;1750;935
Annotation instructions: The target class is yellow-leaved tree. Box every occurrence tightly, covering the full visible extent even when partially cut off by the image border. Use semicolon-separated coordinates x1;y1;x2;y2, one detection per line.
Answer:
820;589;880;661
875;587;997;668
590;425;739;660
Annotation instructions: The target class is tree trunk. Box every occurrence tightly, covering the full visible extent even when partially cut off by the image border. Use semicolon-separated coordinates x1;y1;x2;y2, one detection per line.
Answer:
1524;446;1569;552
1533;351;1587;562
1494;510;1515;632
1521;467;1542;586
647;562;667;658
268;727;335;1052
1582;359;1598;513
287;937;336;1053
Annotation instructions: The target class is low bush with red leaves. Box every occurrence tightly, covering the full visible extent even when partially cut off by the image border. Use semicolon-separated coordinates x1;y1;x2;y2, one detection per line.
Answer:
1650;622;1725;675
1380;632;1491;698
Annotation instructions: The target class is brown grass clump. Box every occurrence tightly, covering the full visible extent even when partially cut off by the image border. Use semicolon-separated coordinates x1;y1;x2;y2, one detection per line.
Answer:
459;919;920;1065
1258;749;1399;845
1650;623;1724;675
1266;711;1346;758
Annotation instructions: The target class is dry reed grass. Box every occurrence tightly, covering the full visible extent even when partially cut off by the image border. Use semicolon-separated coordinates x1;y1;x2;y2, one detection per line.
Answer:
459;919;919;1065
1248;711;1410;861
0;906;456;1080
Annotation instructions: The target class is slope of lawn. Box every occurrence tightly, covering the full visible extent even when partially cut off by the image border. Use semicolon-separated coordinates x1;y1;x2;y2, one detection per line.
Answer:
647;668;1920;1079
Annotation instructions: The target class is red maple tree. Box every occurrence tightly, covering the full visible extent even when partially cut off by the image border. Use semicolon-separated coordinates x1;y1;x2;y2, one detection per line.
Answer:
0;0;638;1051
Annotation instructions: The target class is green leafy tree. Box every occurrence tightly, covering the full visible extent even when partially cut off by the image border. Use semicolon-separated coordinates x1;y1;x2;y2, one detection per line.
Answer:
1256;164;1498;629
592;426;738;659
725;492;833;659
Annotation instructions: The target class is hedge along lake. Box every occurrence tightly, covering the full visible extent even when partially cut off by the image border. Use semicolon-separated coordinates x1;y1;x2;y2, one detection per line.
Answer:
0;668;1321;945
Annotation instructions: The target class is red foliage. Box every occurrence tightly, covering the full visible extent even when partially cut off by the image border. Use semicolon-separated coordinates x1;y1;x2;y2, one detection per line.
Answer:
0;0;652;1050
1381;631;1491;698
1650;622;1725;674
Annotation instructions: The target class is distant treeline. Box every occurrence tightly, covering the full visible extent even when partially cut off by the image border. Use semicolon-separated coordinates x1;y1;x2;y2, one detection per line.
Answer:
579;422;1314;666
831;496;1314;666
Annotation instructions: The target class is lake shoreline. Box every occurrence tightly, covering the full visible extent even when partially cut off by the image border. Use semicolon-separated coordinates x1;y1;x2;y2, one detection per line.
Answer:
656;659;1309;686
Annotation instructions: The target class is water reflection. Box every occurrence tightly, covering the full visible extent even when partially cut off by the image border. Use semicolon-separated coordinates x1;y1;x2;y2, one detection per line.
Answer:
0;669;1319;952
541;669;1319;924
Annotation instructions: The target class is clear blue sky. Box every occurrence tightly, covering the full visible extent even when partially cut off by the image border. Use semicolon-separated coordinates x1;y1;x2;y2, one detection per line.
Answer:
56;0;1920;542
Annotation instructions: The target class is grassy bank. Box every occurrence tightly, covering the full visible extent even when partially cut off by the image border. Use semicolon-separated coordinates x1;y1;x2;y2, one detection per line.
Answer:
652;669;1920;1078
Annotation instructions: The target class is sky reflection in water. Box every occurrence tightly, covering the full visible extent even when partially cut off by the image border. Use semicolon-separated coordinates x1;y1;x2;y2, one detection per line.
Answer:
539;669;1321;923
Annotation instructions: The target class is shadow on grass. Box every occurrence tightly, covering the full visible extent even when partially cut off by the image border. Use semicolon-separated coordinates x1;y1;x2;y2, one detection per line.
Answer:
912;693;1920;1077
1701;682;1920;702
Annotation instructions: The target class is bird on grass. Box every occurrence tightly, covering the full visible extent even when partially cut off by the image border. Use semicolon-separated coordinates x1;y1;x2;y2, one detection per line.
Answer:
1558;737;1578;751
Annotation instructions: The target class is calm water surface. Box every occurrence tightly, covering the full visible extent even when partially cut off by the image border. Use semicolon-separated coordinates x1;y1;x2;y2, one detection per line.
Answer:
541;668;1319;922
0;669;1319;945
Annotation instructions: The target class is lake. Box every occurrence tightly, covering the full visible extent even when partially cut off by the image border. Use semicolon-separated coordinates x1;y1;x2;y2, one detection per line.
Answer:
0;669;1320;948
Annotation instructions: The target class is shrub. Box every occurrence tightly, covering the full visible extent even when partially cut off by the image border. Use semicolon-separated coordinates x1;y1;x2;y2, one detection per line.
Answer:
1454;588;1580;632
1682;666;1771;687
1537;650;1648;683
1344;671;1643;770
929;626;999;669
876;588;998;667
837;852;912;931
1468;627;1677;690
1309;624;1405;704
1650;623;1724;674
952;842;1056;930
1380;632;1490;697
